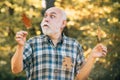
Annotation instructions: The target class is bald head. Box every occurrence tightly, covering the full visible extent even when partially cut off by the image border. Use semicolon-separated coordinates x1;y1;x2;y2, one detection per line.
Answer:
45;7;67;20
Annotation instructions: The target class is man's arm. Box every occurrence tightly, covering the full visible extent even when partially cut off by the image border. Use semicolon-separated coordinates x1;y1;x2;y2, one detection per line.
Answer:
76;44;107;80
11;31;28;74
11;45;24;74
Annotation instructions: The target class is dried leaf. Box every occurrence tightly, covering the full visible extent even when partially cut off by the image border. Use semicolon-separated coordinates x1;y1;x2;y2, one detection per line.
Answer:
22;13;32;29
97;26;102;42
62;57;73;70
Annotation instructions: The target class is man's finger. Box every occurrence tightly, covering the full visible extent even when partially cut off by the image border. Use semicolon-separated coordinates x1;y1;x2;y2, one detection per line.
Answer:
102;52;107;57
22;31;28;37
22;31;28;35
102;50;107;54
16;31;28;37
16;34;23;38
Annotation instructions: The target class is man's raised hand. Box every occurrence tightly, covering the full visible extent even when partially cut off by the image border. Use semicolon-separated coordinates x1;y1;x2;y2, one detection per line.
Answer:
15;31;28;46
91;43;107;58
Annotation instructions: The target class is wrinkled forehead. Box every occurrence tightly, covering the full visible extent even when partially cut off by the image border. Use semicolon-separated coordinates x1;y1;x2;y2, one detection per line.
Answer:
45;7;62;16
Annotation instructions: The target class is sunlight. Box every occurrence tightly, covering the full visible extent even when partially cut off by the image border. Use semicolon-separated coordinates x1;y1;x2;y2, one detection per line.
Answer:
26;0;41;8
0;8;6;13
36;31;41;35
107;17;119;23
0;60;7;65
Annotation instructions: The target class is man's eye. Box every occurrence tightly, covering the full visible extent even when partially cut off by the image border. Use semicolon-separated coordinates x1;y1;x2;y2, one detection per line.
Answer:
50;15;55;18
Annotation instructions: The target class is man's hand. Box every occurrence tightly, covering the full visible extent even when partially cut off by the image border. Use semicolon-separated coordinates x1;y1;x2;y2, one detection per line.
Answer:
15;31;28;46
75;44;107;80
91;43;107;58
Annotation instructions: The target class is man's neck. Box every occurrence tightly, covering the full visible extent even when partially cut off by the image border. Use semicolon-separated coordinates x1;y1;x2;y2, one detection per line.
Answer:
48;33;62;46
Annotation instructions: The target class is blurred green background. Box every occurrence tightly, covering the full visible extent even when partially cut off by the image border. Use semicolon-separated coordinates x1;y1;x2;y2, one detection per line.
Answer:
0;0;120;80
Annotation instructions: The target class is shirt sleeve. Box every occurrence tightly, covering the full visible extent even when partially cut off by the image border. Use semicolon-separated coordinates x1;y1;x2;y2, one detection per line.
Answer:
23;42;33;70
75;41;85;75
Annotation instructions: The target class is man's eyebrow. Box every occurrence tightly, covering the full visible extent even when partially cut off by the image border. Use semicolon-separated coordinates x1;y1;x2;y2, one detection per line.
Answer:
45;12;57;15
50;12;57;15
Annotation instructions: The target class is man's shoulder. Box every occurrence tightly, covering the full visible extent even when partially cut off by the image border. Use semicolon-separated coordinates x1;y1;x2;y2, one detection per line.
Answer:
64;36;76;41
65;36;83;50
64;36;80;45
26;35;45;43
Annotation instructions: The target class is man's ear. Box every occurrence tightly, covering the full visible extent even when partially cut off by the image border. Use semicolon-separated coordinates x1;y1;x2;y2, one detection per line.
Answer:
62;20;67;28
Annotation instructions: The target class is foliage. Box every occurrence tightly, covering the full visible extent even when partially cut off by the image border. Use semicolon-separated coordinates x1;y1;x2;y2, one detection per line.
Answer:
0;0;120;80
55;0;120;80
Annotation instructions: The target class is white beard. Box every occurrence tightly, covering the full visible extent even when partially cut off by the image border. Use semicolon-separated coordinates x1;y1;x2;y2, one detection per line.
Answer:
42;28;52;35
42;27;60;36
41;22;61;36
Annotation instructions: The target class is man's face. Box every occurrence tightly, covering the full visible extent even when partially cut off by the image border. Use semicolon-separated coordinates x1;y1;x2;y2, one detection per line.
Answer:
41;7;65;35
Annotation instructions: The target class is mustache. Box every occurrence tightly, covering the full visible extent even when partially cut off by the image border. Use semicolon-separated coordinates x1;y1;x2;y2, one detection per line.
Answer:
41;22;49;27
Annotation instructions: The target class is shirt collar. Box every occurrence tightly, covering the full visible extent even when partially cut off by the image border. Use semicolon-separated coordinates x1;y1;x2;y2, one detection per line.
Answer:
42;33;67;45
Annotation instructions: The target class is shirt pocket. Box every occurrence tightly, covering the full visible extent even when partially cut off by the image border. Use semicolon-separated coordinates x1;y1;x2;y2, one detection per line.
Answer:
61;56;75;72
60;56;75;80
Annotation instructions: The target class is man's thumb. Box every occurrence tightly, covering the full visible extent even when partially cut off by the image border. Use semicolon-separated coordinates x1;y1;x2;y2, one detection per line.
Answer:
23;31;28;37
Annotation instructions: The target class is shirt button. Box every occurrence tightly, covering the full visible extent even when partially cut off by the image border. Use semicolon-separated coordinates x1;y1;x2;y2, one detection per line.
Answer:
54;69;58;73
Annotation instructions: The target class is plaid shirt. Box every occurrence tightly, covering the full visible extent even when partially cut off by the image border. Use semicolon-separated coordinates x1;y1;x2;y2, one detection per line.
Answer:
23;34;84;80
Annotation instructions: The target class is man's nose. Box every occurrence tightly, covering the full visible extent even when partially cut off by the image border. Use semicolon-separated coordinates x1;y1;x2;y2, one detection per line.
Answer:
44;16;50;22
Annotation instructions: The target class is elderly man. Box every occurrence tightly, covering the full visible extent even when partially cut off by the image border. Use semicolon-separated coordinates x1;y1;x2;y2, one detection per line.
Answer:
11;7;107;80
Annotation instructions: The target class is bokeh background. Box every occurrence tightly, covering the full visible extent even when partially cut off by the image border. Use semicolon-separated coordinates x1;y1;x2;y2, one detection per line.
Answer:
0;0;120;80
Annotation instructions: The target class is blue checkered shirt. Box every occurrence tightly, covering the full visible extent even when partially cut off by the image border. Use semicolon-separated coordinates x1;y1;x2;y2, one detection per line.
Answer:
23;35;84;80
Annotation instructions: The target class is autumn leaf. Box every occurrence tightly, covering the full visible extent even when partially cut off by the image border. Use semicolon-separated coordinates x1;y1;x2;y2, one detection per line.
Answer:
97;26;102;43
22;13;32;29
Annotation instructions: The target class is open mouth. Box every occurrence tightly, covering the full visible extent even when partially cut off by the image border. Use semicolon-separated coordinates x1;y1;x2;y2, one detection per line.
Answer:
43;24;49;28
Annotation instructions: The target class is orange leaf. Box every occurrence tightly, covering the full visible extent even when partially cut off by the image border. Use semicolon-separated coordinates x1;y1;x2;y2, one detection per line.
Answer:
97;26;102;42
22;13;32;29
